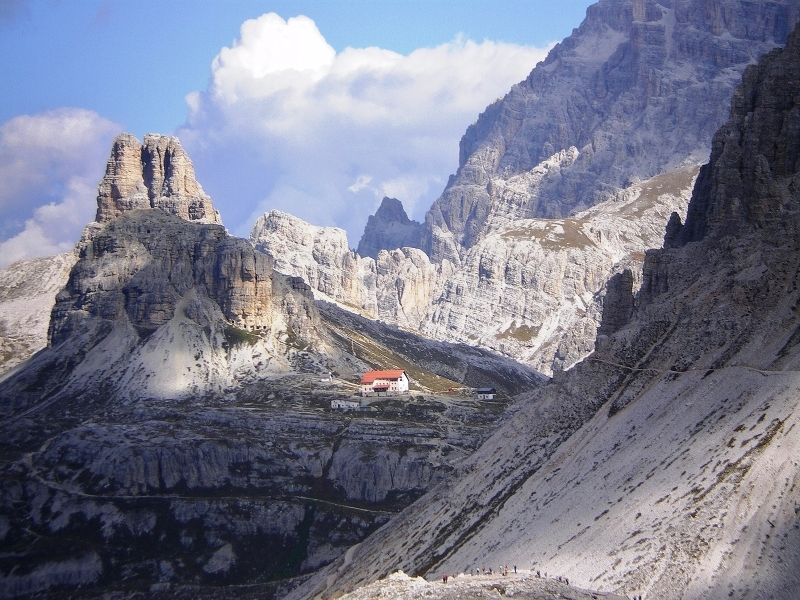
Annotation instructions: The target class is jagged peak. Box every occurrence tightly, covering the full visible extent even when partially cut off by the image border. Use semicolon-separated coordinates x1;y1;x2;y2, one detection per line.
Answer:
372;197;414;224
356;197;423;259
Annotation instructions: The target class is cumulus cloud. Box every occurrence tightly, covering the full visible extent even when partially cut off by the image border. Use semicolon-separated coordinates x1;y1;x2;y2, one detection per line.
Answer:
179;12;551;243
0;108;120;269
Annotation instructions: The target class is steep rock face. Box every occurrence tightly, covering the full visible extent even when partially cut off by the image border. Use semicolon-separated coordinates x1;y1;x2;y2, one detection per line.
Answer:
287;22;800;600
672;37;800;248
0;252;77;376
0;209;327;410
249;0;797;374
420;166;695;375
356;197;424;259
95;133;221;225
250;211;454;330
423;0;799;263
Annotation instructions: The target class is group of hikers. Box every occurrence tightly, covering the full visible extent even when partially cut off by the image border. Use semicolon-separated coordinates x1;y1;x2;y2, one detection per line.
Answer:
441;565;519;582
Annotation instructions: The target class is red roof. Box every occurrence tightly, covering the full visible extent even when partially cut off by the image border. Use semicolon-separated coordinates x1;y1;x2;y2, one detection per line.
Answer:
361;370;406;384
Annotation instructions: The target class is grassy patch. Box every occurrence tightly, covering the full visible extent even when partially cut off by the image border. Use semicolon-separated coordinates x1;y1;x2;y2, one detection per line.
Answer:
223;325;260;347
620;166;700;218
324;321;461;393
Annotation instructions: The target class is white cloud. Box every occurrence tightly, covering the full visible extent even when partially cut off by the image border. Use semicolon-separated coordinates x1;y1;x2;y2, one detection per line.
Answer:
210;13;336;103
0;176;97;269
0;108;120;268
180;13;551;243
348;175;372;193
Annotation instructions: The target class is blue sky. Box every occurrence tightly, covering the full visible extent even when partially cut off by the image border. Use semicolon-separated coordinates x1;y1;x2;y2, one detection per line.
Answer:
0;0;595;267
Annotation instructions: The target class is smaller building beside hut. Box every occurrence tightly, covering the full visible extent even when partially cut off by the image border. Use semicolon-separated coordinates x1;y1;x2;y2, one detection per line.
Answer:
475;387;496;400
361;369;409;396
331;399;361;410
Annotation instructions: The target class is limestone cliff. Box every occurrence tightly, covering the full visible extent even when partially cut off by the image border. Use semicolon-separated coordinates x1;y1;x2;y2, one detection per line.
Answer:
356;197;424;259
288;23;800;600
250;211;454;330
422;0;799;263
0;134;545;598
0;209;327;409
95;133;221;225
419;167;695;375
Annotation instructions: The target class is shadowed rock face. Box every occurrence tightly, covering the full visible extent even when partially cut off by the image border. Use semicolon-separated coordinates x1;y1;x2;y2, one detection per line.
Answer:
95;133;222;225
422;0;800;263
356;197;424;259
286;22;800;600
672;33;800;247
50;210;291;345
0;208;327;414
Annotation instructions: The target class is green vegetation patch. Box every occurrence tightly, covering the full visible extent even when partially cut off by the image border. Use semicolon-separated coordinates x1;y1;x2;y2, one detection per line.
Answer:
223;325;260;347
324;322;461;393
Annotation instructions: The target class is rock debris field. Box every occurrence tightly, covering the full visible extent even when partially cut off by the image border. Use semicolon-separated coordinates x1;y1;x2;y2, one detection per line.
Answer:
339;570;626;600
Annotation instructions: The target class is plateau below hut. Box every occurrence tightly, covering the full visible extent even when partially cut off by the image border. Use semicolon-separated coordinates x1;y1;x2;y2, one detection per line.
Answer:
361;369;409;396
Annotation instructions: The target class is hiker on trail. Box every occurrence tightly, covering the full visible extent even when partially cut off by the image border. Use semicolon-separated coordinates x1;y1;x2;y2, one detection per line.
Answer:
442;574;447;583
513;564;517;574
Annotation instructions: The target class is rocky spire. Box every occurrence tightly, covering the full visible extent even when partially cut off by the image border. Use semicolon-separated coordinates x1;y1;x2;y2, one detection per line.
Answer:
356;197;423;259
95;133;222;225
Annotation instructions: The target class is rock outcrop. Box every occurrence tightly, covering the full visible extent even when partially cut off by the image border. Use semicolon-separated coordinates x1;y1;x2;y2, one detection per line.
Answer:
250;211;454;330
0;368;513;597
95;133;221;225
250;0;798;376
287;23;800;600
419;167;696;374
422;0;799;263
0;209;327;410
356;197;424;259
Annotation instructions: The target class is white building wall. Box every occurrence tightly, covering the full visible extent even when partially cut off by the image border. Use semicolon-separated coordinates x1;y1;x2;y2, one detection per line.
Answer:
397;373;409;393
